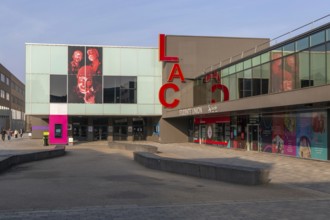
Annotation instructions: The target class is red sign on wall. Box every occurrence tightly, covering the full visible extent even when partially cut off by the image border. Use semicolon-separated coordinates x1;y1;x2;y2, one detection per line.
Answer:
158;34;229;108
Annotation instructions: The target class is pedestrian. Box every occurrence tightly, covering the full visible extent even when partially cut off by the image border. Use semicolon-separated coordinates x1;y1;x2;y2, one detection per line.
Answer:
7;128;11;141
19;128;23;138
1;129;6;141
14;129;18;138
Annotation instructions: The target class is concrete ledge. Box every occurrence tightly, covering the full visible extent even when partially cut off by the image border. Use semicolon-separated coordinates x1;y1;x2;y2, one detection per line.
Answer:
134;152;270;185
0;145;66;174
108;142;158;153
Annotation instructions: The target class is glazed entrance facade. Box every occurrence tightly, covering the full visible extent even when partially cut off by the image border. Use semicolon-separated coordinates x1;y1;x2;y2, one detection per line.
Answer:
70;116;158;142
192;110;328;160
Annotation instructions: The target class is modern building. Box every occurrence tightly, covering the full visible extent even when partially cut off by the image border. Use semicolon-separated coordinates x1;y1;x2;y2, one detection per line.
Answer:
25;20;330;161
25;45;163;144
0;63;25;132
161;22;330;161
25;37;267;145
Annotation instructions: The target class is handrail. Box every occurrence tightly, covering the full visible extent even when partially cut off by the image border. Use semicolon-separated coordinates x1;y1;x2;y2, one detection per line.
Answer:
202;14;330;74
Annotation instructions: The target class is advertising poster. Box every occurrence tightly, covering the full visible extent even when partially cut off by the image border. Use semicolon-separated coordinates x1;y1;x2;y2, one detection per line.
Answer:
68;46;103;104
272;115;284;154
271;52;283;93
260;116;273;153
296;112;312;159
311;111;327;160
283;55;297;91
283;113;296;156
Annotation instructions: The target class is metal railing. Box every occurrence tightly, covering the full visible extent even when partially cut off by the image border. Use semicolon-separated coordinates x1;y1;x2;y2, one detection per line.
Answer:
203;14;330;74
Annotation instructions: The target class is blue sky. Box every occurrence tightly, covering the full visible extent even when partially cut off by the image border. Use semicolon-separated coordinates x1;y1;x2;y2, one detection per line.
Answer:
0;0;329;82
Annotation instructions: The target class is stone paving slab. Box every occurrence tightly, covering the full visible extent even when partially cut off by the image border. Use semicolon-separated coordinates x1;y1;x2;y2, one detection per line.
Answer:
1;139;330;219
1;198;330;220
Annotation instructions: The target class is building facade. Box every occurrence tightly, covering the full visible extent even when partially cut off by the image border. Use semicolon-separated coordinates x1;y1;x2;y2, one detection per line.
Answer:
161;22;330;161
25;44;162;144
25;36;267;145
25;22;330;161
0;63;25;132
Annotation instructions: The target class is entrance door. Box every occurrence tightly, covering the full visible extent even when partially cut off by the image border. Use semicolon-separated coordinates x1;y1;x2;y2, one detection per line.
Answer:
247;124;259;151
113;126;127;141
93;125;108;140
199;125;206;144
133;118;145;141
72;124;87;141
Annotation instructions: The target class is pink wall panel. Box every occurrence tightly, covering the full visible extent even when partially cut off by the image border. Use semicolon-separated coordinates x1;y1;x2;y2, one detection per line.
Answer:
49;115;68;145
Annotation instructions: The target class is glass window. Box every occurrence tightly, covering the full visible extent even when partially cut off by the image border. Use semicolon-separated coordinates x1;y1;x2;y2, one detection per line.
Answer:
252;66;261;96
229;73;237;101
222;68;229;76
283;54;297;91
6;77;9;86
236;62;243;72
103;76;137;103
310;44;326;86
310;31;325;47
327;42;330;84
261;52;270;64
0;90;4;98
296;37;309;51
50;75;67;103
238;69;252;98
0;73;5;82
229;66;236;75
6;92;10;101
327;28;330;41
297;50;310;88
243;59;252;69
271;55;283;93
252;56;261;67
271;47;282;59
261;62;270;94
283;42;295;56
104;76;119;103
120;76;137;103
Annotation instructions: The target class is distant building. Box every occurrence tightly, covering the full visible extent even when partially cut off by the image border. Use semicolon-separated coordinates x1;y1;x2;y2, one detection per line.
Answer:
0;63;25;131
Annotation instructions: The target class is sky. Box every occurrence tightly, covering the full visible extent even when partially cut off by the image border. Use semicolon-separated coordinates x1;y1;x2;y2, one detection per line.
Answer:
0;0;329;83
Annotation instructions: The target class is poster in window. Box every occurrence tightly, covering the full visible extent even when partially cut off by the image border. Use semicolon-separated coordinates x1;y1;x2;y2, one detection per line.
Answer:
68;47;103;104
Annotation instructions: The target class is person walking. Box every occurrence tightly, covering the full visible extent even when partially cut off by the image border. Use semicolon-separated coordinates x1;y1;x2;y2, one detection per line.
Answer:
7;129;11;141
19;128;23;138
1;128;6;141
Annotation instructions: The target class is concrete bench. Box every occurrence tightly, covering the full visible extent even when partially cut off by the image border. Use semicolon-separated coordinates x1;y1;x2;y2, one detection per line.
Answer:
0;145;66;174
108;142;158;153
134;152;270;185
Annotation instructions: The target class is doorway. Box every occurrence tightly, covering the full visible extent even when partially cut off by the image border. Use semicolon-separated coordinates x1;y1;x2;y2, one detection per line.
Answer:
247;124;259;151
199;125;206;144
133;118;145;141
72;124;87;141
93;125;108;140
113;126;127;141
113;118;128;141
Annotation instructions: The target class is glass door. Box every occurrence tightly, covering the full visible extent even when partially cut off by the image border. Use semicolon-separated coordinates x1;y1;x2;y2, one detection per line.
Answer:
200;125;206;144
247;124;259;151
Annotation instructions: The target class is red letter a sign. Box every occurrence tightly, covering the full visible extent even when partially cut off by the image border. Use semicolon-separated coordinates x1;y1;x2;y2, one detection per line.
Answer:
168;64;185;82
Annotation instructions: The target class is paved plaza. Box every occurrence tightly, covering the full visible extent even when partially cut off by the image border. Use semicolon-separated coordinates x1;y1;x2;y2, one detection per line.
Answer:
1;137;330;219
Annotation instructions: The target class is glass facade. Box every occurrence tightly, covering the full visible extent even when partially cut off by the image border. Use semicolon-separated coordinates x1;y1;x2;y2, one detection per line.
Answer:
26;44;162;116
103;76;137;103
192;25;330;161
194;27;330;105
